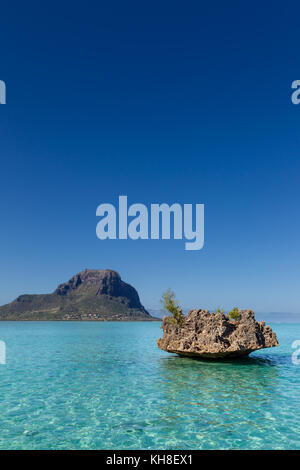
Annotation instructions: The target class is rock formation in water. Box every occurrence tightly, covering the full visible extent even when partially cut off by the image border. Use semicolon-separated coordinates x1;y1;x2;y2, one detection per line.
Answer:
0;269;155;321
157;309;279;358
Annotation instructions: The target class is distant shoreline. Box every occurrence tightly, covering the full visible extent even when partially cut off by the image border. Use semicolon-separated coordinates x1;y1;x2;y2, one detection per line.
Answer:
0;318;160;322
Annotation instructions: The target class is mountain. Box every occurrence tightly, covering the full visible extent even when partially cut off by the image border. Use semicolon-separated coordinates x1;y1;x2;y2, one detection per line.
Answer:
0;269;156;321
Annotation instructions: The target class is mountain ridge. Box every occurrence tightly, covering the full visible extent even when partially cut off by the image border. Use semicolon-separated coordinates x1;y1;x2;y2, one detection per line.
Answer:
0;269;156;321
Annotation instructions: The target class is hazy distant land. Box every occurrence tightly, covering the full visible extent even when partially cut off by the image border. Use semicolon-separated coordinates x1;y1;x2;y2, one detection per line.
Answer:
148;309;300;323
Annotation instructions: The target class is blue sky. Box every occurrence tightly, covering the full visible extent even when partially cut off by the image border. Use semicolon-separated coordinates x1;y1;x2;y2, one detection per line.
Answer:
0;1;300;312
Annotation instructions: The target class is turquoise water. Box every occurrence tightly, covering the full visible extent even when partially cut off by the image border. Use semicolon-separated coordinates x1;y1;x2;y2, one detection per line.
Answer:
0;321;299;450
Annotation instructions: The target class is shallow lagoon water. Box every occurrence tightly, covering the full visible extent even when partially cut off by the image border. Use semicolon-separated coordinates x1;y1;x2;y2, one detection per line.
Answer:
0;321;299;449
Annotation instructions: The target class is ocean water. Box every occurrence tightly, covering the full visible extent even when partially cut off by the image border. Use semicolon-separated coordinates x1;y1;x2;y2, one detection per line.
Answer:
0;321;299;450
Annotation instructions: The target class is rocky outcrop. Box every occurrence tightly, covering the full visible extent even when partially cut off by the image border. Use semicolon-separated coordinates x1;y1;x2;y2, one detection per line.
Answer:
157;309;279;358
0;269;154;321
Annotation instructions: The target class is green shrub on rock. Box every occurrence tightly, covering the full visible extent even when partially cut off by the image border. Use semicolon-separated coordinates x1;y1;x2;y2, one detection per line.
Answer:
228;307;240;321
161;289;184;326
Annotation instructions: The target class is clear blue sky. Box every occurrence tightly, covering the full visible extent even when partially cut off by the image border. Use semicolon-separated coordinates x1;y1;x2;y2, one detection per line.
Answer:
0;1;300;312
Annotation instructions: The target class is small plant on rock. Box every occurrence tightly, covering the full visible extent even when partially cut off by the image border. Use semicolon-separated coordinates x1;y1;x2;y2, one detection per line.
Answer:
228;307;240;321
161;289;184;326
216;307;224;314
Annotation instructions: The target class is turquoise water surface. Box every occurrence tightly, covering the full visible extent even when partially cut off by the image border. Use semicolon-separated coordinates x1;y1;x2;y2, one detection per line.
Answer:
0;321;299;450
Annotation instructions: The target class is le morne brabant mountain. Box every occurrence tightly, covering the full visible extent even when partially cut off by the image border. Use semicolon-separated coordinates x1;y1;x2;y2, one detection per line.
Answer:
0;269;155;321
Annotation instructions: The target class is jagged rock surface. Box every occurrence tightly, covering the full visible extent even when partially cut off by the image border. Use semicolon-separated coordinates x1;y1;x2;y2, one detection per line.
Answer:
157;309;279;358
0;269;154;321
